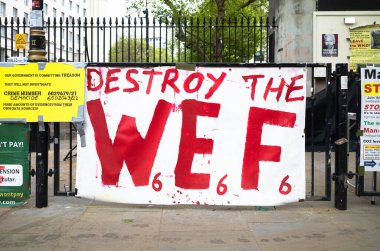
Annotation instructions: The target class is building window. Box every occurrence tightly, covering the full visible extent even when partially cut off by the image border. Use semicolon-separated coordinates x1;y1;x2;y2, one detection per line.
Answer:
61;12;65;21
43;3;48;16
53;8;57;18
24;0;29;6
76;4;80;14
0;2;6;18
83;8;86;16
61;0;64;6
12;7;18;19
24;12;29;22
69;1;73;10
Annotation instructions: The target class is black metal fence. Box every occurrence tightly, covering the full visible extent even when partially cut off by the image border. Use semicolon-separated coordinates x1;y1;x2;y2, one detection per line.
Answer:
0;16;275;63
1;15;336;203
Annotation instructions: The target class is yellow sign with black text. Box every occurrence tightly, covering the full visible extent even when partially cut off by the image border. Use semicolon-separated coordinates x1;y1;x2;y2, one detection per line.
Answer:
350;24;380;71
0;63;85;122
15;34;27;50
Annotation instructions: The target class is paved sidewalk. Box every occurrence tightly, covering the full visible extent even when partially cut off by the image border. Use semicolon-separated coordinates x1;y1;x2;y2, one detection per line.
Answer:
0;188;379;251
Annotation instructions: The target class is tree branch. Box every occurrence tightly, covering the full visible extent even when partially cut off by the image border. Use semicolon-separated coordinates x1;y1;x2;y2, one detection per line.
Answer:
238;0;257;11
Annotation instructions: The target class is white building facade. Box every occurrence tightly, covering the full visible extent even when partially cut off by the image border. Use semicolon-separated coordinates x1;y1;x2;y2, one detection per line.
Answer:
0;0;126;61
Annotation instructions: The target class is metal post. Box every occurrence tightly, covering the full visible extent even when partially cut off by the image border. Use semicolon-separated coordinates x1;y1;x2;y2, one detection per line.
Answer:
333;63;349;210
53;122;60;196
144;0;149;62
29;0;48;208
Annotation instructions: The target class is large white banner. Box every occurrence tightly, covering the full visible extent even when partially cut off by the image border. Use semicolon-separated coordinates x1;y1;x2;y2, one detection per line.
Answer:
76;66;306;206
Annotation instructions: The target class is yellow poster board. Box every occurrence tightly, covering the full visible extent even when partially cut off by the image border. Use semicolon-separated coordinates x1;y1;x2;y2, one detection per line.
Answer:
350;24;380;71
0;62;85;122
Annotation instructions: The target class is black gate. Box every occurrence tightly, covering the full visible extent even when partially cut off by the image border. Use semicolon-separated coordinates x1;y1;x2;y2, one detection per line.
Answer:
0;16;335;204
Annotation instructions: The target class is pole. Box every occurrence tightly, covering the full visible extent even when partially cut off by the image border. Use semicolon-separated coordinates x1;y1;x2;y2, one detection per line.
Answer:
144;0;149;62
29;0;48;208
334;63;349;210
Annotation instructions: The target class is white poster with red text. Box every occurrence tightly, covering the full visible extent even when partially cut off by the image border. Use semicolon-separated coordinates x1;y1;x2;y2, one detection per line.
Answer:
76;66;307;206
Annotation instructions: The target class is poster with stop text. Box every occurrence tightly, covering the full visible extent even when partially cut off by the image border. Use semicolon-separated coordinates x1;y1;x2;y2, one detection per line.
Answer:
76;65;307;206
360;66;380;171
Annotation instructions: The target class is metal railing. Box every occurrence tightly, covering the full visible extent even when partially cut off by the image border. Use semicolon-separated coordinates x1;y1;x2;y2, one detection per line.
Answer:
0;16;275;63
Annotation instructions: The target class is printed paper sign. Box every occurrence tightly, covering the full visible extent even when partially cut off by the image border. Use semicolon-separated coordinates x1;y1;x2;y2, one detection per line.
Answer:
0;62;85;122
350;25;380;71
0;165;23;186
360;66;380;171
76;66;307;206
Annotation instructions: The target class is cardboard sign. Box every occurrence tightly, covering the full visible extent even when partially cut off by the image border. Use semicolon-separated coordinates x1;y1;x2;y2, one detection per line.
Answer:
76;66;307;206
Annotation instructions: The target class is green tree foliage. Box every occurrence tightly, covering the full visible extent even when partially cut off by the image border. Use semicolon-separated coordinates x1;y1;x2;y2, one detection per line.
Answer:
124;0;269;63
110;36;168;63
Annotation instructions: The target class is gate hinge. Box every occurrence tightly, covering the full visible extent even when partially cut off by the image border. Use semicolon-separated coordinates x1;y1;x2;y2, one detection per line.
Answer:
332;171;356;188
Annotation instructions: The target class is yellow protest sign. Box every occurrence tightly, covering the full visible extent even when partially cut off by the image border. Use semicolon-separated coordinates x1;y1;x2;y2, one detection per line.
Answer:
0;63;85;122
350;24;380;71
15;34;27;50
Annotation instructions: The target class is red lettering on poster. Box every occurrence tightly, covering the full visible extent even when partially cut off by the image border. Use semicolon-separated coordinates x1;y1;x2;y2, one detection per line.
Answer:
205;72;227;99
217;174;228;195
183;72;204;93
242;74;265;101
87;68;103;91
242;107;296;190
87;99;172;186
105;68;121;94
152;172;163;192
285;75;305;102
264;77;285;102
174;100;221;189
279;175;292;195
124;69;140;93
142;69;163;94
161;68;180;93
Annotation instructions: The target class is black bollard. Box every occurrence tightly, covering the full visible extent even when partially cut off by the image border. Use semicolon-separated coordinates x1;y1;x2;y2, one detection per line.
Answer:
334;64;349;210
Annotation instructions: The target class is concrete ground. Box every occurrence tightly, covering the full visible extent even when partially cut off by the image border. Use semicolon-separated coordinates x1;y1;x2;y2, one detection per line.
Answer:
0;135;379;250
0;189;379;251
